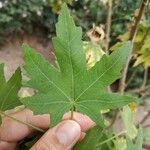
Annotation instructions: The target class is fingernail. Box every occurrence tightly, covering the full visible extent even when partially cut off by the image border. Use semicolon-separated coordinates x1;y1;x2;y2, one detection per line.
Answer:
56;120;81;147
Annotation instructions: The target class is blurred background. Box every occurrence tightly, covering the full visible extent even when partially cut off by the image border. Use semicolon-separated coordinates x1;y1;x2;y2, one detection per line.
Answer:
0;0;149;149
0;0;149;77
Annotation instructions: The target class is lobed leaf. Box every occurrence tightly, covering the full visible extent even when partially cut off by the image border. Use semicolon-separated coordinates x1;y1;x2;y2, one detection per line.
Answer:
0;65;22;122
74;126;113;150
21;3;137;127
126;127;143;150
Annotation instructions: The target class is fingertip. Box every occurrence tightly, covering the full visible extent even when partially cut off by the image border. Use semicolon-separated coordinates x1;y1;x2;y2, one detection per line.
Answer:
0;140;16;150
63;112;95;132
31;120;81;150
0;109;50;142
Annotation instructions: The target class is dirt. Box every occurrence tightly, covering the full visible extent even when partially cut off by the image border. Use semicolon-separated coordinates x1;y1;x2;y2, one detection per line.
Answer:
0;34;55;79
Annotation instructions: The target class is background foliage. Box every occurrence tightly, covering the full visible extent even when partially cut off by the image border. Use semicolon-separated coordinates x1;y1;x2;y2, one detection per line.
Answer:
0;0;142;44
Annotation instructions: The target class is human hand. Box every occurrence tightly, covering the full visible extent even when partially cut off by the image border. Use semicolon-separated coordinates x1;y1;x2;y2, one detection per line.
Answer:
0;109;94;150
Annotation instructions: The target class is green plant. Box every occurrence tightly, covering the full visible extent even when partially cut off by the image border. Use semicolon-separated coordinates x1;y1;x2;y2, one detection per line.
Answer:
21;4;136;127
0;3;145;149
0;64;21;123
0;0;142;45
0;0;56;44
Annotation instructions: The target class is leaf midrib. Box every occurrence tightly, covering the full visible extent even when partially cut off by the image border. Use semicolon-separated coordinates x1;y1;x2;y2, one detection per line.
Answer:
77;99;132;104
75;54;122;101
63;9;74;102
0;83;17;110
76;104;99;122
28;53;70;101
25;101;69;105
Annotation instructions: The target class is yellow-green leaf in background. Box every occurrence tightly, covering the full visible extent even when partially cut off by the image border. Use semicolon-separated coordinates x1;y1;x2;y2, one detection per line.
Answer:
114;137;126;150
83;41;105;69
121;106;137;139
111;23;150;68
0;64;22;123
126;127;143;150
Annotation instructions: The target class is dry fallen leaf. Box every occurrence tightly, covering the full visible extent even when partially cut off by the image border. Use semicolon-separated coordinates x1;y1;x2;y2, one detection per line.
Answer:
87;26;105;43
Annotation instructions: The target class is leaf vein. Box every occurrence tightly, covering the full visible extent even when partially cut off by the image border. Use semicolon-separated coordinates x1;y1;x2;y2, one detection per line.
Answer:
75;55;121;100
28;53;70;100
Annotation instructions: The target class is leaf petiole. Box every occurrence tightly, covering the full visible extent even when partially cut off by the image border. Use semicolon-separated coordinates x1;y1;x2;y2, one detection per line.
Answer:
71;105;75;119
96;130;126;147
0;110;45;133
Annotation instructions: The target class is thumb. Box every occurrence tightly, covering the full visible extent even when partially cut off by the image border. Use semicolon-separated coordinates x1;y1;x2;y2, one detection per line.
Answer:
31;120;81;150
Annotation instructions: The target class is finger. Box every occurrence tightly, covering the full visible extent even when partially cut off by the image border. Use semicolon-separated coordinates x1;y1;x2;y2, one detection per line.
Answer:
0;109;94;143
31;120;81;150
79;132;86;141
63;112;95;132
0;140;17;150
0;109;50;142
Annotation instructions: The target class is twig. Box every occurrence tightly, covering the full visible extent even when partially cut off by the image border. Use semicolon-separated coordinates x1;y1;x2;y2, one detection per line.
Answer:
129;0;148;41
142;124;150;128
125;69;138;89
119;0;148;94
105;0;113;54
141;93;150;101
105;0;114;92
128;84;150;94
107;110;119;128
141;68;148;88
96;0;101;24
0;110;45;133
143;144;150;149
140;111;150;124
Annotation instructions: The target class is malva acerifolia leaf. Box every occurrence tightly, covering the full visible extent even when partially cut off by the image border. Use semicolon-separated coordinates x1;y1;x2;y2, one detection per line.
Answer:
0;64;22;122
21;4;136;127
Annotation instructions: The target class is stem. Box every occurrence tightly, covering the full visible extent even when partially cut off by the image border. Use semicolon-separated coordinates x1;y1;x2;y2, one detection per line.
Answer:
143;124;150;128
0;110;45;133
119;0;148;94
141;68;148;88
70;106;75;120
140;111;150;124
125;69;137;89
107;110;119;129
128;84;150;94
143;144;150;149
129;0;148;41
96;0;101;23
105;0;114;92
105;0;113;54
96;131;126;147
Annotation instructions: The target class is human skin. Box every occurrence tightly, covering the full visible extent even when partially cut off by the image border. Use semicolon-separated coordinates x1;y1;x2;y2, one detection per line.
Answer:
0;109;95;150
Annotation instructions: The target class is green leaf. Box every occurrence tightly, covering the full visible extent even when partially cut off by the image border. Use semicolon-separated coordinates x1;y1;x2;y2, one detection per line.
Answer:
0;65;22;122
83;41;105;69
121;106;137;139
114;137;126;150
143;128;150;145
74;126;113;150
0;64;6;91
126;127;143;150
21;3;136;127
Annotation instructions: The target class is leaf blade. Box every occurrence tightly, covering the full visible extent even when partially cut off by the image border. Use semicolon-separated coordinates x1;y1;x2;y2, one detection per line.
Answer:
0;64;6;90
75;42;132;100
21;4;136;128
0;66;22;123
